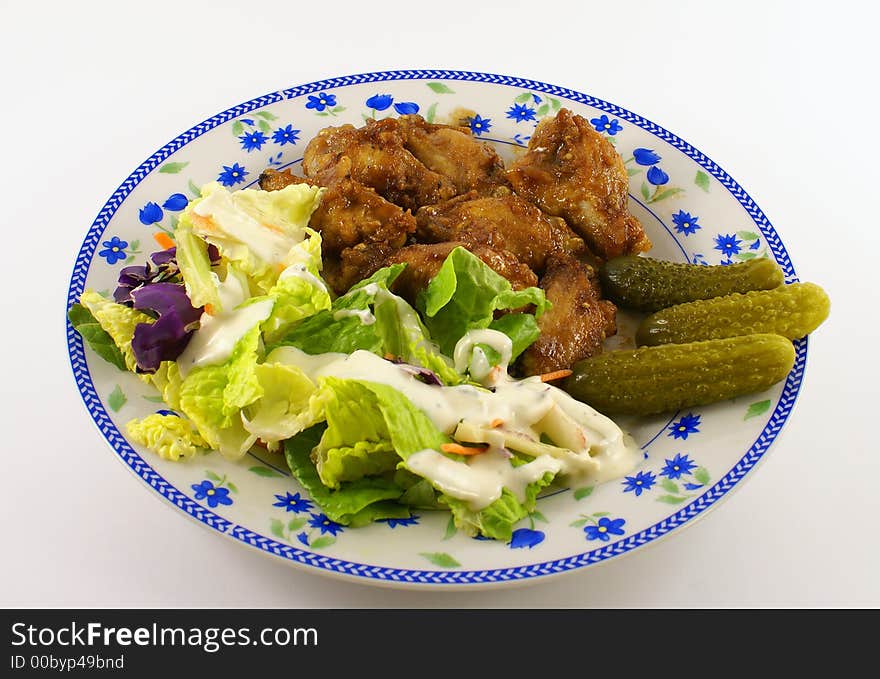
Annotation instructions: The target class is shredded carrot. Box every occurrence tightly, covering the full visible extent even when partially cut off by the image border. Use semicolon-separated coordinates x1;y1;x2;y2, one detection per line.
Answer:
204;303;216;316
490;418;504;428
261;221;285;235
383;353;397;361
153;231;175;251
539;369;573;382
441;442;489;456
190;213;216;232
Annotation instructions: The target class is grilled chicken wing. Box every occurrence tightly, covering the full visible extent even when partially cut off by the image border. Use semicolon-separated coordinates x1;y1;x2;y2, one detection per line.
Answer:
415;191;586;273
507;108;651;260
321;243;399;296
518;255;617;376
258;168;317;191
397;115;508;195
383;242;538;306
301;119;457;211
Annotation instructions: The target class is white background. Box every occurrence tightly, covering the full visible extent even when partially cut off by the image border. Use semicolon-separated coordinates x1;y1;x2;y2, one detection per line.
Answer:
1;0;877;608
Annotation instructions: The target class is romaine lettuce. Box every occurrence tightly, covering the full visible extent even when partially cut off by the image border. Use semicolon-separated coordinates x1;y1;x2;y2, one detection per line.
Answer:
417;246;549;356
183;181;324;293
439;471;556;541
276;264;460;384
177;325;263;459
284;425;407;525
67;303;127;371
309;377;449;488
174;215;220;311
78;290;154;372
126;413;207;461
241;362;319;445
261;234;332;344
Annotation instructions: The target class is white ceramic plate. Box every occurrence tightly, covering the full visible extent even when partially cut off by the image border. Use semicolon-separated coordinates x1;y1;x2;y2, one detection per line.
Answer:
67;70;806;588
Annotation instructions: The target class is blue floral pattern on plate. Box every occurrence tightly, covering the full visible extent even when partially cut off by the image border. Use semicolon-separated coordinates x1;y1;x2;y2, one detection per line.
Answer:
66;70;807;587
668;413;701;439
98;237;129;265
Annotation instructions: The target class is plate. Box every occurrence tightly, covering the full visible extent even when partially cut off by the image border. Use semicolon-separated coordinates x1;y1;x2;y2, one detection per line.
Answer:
66;70;806;588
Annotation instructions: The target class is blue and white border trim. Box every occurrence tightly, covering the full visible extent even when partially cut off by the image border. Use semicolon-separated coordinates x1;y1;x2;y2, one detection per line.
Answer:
66;70;807;586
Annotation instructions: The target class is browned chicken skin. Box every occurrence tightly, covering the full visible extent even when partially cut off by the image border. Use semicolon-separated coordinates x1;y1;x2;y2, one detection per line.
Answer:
397;115;509;195
258;168;317;191
518;255;617;376
383;242;538;306
301;118;457;211
323;243;399;295
507;108;651;260
415;190;586;273
260;111;654;371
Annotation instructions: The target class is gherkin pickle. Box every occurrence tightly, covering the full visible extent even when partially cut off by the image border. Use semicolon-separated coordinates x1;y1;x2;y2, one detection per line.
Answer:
636;282;830;346
600;256;785;312
563;334;795;416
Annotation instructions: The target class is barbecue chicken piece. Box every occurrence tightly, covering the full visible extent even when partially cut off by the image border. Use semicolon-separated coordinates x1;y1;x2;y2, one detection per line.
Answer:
518;255;617;376
397;115;508;195
319;243;398;296
301;118;457;211
258;168;318;192
507;108;651;260
415;191;586;273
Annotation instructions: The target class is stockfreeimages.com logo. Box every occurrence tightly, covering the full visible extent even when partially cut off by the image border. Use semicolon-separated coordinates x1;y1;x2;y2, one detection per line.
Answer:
11;621;318;654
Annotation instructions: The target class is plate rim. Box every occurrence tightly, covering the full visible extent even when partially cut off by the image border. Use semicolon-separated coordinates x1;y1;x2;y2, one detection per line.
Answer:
66;69;808;586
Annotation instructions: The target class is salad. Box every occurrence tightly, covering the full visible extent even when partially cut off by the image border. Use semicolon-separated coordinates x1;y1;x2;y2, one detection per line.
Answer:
70;181;640;541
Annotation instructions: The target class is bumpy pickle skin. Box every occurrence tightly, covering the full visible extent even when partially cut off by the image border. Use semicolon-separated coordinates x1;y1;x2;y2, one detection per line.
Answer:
563;334;796;416
636;282;830;346
600;256;785;312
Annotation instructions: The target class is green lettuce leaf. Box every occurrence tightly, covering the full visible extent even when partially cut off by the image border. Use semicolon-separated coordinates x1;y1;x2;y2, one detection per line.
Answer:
488;313;541;361
77;290;154;373
398;478;443;509
417;246;549;356
67;303;127;370
125;413;207;461
440;471;555;541
344;263;407;297
319;377;450;459
311;376;449;488
185;181;324;293
148;360;184;411
174;215;220;311
371;286;461;385
241;362;319;444
178;325;262;459
284;424;406;525
276;264;460;384
261;261;332;346
319;440;399;488
276;265;405;355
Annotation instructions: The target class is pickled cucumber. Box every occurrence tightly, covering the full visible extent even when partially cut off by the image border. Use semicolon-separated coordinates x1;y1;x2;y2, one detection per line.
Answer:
600;256;785;312
636;282;830;346
563;334;795;416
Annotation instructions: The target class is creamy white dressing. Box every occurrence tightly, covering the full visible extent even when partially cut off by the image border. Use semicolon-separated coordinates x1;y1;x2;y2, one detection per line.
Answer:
177;290;274;377
269;342;641;508
406;448;562;510
453;329;512;382
193;189;301;266
266;346;348;376
333;308;376;325
214;268;249;311
278;262;329;293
